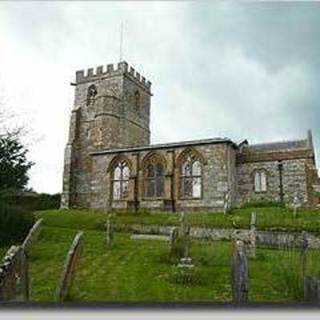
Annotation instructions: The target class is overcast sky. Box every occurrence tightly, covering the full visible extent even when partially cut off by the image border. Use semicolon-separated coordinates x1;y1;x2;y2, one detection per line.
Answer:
0;1;319;194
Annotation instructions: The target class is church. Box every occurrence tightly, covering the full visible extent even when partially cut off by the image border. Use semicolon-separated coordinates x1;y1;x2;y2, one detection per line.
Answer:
61;61;319;212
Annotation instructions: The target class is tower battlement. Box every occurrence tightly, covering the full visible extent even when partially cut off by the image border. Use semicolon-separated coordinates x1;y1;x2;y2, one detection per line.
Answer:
75;61;152;92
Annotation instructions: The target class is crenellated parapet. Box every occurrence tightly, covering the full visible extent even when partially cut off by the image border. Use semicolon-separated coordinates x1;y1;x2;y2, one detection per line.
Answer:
75;61;152;92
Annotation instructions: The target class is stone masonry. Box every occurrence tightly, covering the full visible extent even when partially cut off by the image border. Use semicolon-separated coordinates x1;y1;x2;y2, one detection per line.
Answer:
61;60;320;212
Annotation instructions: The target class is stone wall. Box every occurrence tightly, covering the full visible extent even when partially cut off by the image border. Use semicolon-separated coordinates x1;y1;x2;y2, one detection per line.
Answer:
90;141;237;212
115;223;320;249
236;158;308;205
236;140;317;206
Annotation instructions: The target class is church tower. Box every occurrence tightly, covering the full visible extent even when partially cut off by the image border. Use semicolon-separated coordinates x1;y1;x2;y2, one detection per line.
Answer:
61;61;152;208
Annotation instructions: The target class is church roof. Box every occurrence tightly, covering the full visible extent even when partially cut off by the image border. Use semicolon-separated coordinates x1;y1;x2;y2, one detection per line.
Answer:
91;137;236;155
248;139;308;152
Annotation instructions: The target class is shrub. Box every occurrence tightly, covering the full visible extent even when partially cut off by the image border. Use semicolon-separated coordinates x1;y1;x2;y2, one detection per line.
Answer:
0;201;35;246
36;193;61;210
7;193;61;211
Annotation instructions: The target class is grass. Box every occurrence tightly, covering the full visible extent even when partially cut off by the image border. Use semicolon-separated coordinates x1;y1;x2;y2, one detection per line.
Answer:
23;209;320;303
2;207;320;303
27;226;308;303
35;206;320;234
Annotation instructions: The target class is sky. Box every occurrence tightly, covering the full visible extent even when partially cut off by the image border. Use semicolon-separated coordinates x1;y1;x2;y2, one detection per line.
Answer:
0;1;319;194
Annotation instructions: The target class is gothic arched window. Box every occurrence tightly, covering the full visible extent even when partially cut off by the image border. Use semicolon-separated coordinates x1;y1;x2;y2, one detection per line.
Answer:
87;84;97;105
112;161;130;200
254;170;267;193
180;155;202;198
144;162;165;198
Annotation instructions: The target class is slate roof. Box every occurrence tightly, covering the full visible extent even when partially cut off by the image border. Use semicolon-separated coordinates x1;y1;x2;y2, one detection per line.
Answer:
91;137;236;155
248;139;308;152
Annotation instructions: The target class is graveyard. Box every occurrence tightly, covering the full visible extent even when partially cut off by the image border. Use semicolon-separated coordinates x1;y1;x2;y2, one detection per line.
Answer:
2;205;320;304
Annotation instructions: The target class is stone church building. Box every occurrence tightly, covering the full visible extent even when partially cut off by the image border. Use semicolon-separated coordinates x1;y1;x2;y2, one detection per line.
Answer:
61;61;320;212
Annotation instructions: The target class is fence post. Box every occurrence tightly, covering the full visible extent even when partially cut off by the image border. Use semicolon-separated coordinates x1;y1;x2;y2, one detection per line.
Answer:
231;240;249;304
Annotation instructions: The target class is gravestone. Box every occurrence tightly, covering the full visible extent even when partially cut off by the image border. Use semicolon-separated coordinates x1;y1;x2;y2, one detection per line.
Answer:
301;231;309;279
57;232;83;302
131;234;169;241
224;191;231;215
247;212;257;258
106;216;113;249
22;218;43;255
179;212;191;257
0;246;29;302
231;240;249;304
304;276;320;303
293;195;301;218
169;227;179;254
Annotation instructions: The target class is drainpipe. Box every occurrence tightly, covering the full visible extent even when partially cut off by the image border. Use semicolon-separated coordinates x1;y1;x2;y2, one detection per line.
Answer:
278;161;284;204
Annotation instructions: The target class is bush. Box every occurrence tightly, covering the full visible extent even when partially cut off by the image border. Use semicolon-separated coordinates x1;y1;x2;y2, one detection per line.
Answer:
36;193;61;210
0;201;35;246
7;193;61;211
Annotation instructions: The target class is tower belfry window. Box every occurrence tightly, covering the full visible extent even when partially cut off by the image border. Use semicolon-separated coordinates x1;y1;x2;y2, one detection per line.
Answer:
87;84;97;105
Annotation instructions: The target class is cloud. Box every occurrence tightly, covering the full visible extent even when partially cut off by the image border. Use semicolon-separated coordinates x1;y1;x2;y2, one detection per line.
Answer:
0;1;319;193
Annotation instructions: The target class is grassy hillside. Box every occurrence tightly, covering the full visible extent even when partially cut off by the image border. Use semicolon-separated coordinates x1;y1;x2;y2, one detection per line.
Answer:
28;225;309;303
36;206;320;234
1;207;320;303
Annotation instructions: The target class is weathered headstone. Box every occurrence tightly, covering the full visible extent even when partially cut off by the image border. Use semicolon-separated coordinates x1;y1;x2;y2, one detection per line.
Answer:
231;240;249;304
304;276;320;303
179;212;191;257
293;195;301;218
250;212;256;230
105;217;113;249
0;246;29;302
131;234;169;241
247;212;257;258
57;231;83;302
170;227;179;243
224;191;231;215
301;231;309;279
22;218;43;255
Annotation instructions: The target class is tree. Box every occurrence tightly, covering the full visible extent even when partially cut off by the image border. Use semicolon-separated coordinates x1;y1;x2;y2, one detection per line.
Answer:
0;132;34;196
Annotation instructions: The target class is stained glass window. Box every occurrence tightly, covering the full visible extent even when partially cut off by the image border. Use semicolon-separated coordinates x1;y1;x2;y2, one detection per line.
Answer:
180;156;202;198
145;163;164;198
112;161;130;200
254;170;267;192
